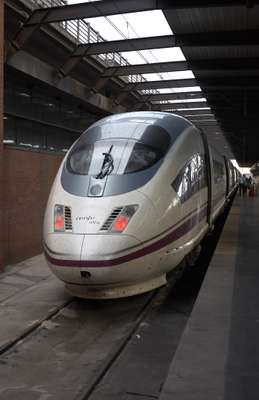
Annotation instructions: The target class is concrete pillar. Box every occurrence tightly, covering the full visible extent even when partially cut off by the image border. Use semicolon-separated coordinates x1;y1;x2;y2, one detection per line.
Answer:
0;1;4;270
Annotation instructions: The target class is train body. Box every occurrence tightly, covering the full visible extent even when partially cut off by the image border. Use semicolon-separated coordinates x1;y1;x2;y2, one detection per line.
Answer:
43;112;239;298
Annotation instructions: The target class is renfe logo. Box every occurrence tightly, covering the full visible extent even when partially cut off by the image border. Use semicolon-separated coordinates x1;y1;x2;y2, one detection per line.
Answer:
75;216;100;225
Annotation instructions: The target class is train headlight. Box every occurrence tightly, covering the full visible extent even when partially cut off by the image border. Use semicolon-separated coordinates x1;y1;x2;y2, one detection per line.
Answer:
54;205;65;232
111;205;138;233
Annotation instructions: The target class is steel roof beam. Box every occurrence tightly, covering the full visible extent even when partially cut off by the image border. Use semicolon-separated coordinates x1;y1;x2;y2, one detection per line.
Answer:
220;122;258;128
217;117;258;122
57;30;259;76
141;90;259;103
103;61;189;77
201;77;259;90
13;4;259;56
187;115;216;119
189;120;218;125
124;78;197;91
205;86;259;90
58;35;178;77
152;101;208;110
73;35;174;57
141;90;252;102
104;57;259;77
126;77;259;92
141;92;204;102
175;110;214;116
23;1;259;25
63;30;259;56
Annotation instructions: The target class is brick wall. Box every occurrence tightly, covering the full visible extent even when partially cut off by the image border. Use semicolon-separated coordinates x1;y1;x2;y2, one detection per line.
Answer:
3;148;63;266
0;2;4;270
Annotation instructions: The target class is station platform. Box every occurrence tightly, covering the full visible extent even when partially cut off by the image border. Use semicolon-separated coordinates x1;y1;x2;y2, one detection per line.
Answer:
160;194;259;400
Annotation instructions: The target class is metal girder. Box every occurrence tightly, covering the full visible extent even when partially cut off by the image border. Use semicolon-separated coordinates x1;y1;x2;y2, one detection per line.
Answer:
188;115;216;120
217;117;258;123
57;30;259;77
141;92;204;102
142;90;251;103
153;101;208;110
189;120;218;125
103;57;259;77
124;78;197;91
58;36;181;77
175;110;214;116
222;119;257;127
73;35;174;56
60;30;259;56
103;61;189;77
12;10;52;51
17;1;166;26
201;76;259;87
127;76;259;93
13;3;259;54
22;0;259;25
206;86;259;92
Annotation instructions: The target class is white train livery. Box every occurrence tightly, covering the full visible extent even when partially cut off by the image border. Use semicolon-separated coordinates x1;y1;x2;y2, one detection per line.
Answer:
43;112;238;298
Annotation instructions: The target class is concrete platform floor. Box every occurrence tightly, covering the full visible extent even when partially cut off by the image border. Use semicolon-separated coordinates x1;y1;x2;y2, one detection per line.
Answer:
160;195;259;400
0;254;71;352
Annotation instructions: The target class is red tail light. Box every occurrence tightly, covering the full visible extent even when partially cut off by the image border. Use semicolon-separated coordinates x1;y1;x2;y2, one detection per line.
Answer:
54;205;65;232
112;215;129;232
111;205;138;233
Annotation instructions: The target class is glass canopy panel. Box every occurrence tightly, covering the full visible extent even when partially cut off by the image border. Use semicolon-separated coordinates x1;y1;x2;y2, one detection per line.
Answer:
83;10;173;40
158;98;207;104
156;87;202;94
175;107;211;111
141;71;194;81
121;48;186;65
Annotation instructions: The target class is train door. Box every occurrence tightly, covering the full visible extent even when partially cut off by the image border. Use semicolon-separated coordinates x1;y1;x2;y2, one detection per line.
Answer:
199;130;213;228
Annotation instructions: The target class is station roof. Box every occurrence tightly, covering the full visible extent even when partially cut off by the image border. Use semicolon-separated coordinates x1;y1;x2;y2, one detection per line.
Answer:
6;0;259;166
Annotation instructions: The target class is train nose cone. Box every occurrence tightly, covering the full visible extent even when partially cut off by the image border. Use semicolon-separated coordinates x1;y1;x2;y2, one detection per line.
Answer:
80;234;141;267
44;233;84;281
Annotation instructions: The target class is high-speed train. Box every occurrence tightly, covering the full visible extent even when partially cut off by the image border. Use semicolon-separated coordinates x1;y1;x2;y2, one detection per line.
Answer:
43;112;239;299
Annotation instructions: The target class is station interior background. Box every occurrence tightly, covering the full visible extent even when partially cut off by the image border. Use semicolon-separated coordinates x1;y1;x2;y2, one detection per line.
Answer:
0;0;255;270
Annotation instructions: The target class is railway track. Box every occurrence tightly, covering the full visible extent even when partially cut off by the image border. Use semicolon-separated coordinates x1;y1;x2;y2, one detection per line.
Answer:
76;277;183;400
0;270;188;400
0;201;232;400
0;296;74;356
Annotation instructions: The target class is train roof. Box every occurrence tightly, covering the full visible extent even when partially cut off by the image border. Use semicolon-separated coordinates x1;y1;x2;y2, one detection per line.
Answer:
83;111;193;142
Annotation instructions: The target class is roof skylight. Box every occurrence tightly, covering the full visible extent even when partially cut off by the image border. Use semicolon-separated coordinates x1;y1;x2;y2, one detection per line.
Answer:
160;98;207;104
169;107;211;111
121;48;186;65
67;1;206;111
157;87;202;94
175;107;210;111
142;71;194;82
84;10;173;40
184;114;213;117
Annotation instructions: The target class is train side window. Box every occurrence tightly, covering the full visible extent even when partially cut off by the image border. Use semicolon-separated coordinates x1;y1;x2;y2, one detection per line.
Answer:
213;159;225;184
172;154;206;203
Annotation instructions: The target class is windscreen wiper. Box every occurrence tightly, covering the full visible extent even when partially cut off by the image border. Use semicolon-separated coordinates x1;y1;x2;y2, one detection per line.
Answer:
96;145;114;179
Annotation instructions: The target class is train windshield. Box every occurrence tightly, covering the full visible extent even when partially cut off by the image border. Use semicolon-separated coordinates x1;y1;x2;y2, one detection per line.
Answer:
67;122;170;176
67;140;162;176
124;143;161;174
